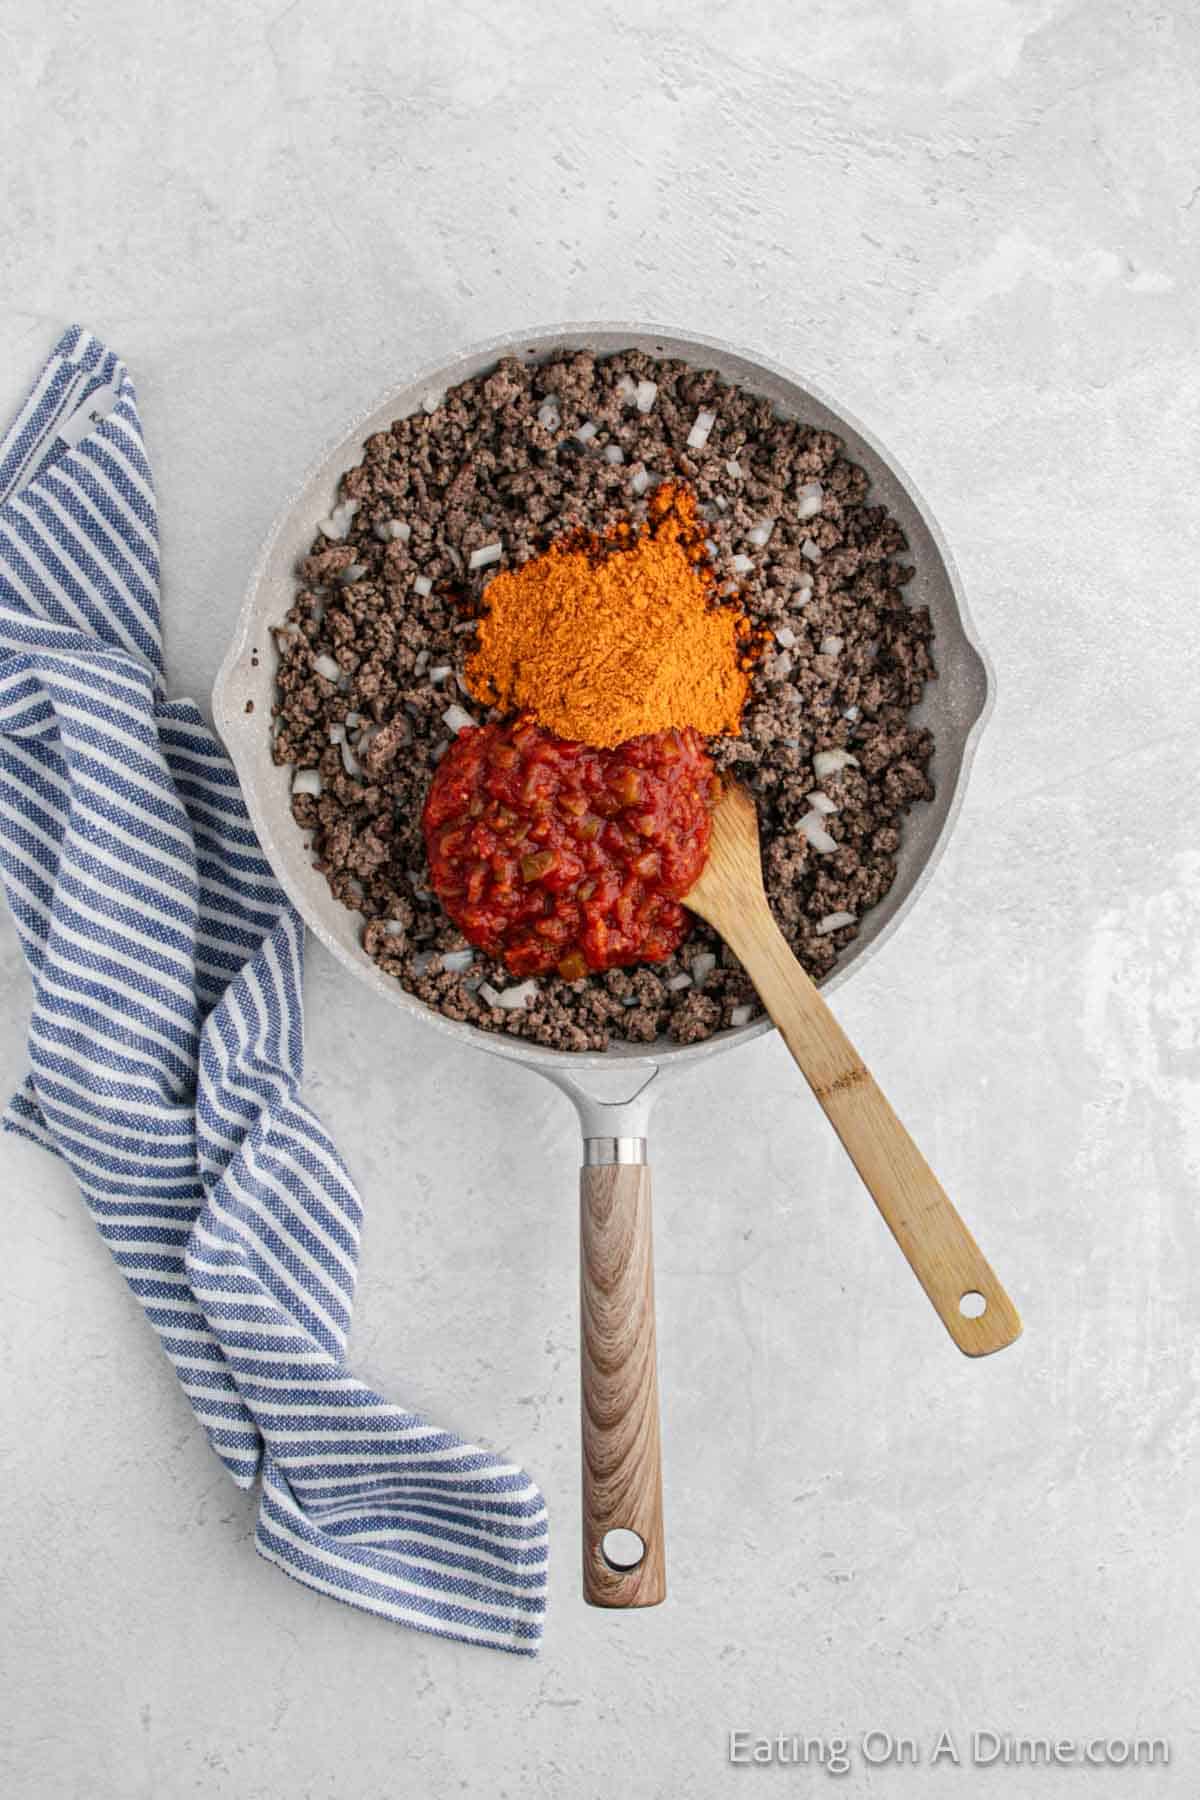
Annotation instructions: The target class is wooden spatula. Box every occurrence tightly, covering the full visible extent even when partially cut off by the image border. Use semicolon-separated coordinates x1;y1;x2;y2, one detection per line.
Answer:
685;782;1021;1356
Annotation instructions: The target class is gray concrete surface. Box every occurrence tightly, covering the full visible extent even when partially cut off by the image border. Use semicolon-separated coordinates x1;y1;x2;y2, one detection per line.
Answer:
1;2;1198;1796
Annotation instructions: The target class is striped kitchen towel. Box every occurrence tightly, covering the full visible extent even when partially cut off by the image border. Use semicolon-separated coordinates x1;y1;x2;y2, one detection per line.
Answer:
0;325;547;1654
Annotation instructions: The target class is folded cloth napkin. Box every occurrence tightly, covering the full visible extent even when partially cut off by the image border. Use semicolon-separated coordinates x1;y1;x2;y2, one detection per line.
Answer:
0;326;547;1654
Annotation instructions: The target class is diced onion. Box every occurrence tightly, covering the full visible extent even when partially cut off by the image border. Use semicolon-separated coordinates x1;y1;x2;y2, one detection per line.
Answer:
292;768;321;797
795;584;814;606
774;626;797;648
747;517;775;548
422;390;444;414
495;979;538;1010
411;950;435;976
413;575;433;597
429;665;452;685
691;951;717;985
730;1003;754;1027
630;468;652;496
725;459;743;479
799;812;838;854
575;420;598;444
807;790;837;815
319;499;358;540
537;399;561;431
813;748;860;778
843;704;861;721
374;518;410;543
816;911;856;936
801;537;822;562
604;444;624;464
443;703;476;734
819;634;844;657
616;374;639;404
384;920;405;938
687;409;716;449
340;739;361;777
338;562;367;584
666;972;693;991
730;553;754;574
313;653;342;683
635;379;657;413
442;948;475;973
796;480;823;520
468;542;503;570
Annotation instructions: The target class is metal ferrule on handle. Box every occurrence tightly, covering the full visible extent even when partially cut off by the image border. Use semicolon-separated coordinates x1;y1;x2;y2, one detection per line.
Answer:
583;1137;647;1166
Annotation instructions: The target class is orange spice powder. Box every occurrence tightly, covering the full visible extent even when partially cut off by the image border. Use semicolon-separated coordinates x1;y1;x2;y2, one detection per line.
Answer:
465;484;753;750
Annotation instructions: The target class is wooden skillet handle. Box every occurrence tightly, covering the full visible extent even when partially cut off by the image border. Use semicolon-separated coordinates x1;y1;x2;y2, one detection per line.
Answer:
579;1157;666;1607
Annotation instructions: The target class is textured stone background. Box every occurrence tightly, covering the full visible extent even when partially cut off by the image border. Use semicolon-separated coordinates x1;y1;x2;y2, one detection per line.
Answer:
2;2;1198;1796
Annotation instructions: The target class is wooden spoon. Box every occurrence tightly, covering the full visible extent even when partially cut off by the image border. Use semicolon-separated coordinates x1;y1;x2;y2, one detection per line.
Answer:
685;782;1021;1357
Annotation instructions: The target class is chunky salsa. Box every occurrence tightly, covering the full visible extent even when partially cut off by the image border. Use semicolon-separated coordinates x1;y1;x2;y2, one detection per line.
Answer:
422;717;717;980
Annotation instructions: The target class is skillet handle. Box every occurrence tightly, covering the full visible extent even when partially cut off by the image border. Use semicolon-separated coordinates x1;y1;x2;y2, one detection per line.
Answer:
579;1146;666;1607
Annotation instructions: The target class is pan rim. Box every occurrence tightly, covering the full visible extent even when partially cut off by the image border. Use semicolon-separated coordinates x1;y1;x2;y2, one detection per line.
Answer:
213;320;995;1074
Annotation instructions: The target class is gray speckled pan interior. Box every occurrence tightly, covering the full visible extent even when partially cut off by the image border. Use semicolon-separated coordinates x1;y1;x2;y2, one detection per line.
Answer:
213;324;993;1076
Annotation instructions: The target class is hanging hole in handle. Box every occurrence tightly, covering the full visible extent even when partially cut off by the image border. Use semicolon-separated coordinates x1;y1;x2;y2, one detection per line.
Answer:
601;1528;646;1572
959;1291;987;1318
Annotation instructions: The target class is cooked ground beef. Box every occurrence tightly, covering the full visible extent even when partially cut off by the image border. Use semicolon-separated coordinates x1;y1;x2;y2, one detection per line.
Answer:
270;350;934;1051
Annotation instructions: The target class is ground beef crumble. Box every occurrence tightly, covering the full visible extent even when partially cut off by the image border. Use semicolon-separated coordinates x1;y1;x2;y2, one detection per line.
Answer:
270;350;935;1051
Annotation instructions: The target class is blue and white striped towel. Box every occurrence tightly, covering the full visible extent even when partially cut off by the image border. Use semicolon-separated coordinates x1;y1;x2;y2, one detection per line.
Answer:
0;326;547;1654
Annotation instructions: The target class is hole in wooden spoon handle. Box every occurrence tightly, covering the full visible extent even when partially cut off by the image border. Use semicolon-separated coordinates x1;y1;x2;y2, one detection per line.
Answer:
937;1270;1021;1356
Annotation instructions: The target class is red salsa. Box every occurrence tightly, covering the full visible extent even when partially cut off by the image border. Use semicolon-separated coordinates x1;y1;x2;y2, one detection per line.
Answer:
422;717;717;980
